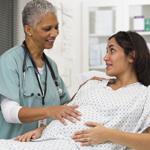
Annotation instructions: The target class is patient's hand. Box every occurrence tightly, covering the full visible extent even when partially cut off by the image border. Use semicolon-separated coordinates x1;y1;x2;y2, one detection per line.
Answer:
72;122;108;146
13;125;46;142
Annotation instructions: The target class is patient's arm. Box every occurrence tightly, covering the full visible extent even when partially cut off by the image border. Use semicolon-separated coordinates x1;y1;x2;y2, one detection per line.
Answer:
79;76;105;89
72;122;150;150
67;76;105;104
13;124;49;142
105;126;150;150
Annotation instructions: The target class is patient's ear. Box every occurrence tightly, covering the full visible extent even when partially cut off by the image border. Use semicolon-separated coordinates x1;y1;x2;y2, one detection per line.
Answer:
128;50;135;63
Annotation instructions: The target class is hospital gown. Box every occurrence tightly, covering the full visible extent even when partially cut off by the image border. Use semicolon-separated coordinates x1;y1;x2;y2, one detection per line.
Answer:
1;80;150;150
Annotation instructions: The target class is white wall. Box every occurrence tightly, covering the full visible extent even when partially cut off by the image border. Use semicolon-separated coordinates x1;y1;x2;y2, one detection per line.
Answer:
18;0;83;97
65;0;82;96
18;0;31;45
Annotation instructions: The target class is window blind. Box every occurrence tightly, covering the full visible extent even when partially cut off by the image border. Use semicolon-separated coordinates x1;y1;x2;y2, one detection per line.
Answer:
0;0;19;56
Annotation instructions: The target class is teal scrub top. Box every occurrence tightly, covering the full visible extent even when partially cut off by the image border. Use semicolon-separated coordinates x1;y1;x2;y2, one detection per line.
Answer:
0;45;70;139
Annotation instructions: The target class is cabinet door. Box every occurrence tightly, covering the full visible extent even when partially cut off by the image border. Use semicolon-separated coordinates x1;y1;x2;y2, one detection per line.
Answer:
123;0;150;46
123;0;150;31
82;0;122;72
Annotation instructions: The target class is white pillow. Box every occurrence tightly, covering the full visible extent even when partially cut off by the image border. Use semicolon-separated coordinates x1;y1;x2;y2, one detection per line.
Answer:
76;70;116;85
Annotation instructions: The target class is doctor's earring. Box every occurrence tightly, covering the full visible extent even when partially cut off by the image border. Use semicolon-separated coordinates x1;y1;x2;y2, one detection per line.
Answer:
29;34;31;36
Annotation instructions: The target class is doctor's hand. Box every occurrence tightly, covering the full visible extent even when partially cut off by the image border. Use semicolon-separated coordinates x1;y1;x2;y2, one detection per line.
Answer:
13;125;46;142
72;122;109;146
79;76;105;89
48;105;82;126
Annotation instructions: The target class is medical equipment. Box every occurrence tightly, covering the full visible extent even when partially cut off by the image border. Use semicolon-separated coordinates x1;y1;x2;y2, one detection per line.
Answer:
22;41;63;106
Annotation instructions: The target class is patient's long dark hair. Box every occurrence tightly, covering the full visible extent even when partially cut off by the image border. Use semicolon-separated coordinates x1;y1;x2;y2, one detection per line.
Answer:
109;31;150;86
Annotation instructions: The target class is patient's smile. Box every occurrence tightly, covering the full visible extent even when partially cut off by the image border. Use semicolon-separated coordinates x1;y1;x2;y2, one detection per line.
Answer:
106;64;112;69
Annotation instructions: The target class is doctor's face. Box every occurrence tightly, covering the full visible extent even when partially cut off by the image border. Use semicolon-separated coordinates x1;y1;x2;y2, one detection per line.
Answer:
103;37;131;77
31;13;59;50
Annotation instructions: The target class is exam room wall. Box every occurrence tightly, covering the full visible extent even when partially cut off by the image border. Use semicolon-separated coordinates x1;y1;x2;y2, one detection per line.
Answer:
17;0;82;97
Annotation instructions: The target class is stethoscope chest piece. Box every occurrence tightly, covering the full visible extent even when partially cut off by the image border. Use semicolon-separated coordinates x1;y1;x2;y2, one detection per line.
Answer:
57;87;63;97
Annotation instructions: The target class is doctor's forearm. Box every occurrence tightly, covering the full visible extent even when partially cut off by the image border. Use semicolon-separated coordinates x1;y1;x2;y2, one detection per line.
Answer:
18;107;49;123
19;105;80;125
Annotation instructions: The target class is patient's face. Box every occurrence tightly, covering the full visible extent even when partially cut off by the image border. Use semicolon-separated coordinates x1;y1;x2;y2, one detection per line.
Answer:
103;37;131;77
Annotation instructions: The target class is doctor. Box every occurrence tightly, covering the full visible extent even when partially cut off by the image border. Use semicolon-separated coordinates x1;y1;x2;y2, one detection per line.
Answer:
0;0;81;139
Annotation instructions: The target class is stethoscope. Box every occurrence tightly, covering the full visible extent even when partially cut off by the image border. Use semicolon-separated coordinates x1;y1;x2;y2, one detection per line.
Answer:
22;41;63;106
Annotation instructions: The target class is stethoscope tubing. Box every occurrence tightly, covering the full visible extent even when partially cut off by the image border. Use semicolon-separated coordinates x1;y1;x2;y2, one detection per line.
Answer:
23;41;57;83
22;41;63;105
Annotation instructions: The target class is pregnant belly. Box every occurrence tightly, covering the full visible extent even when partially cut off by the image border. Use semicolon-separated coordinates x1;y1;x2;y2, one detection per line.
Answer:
34;105;112;141
34;106;100;141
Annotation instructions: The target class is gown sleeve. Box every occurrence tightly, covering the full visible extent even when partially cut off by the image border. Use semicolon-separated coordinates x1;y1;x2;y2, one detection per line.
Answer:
137;86;150;133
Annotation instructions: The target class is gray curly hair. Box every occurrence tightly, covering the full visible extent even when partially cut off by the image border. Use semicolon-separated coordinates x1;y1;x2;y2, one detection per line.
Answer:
22;0;57;29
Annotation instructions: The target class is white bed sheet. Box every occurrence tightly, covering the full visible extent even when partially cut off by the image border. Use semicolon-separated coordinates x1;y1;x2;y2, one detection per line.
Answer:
0;139;79;150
